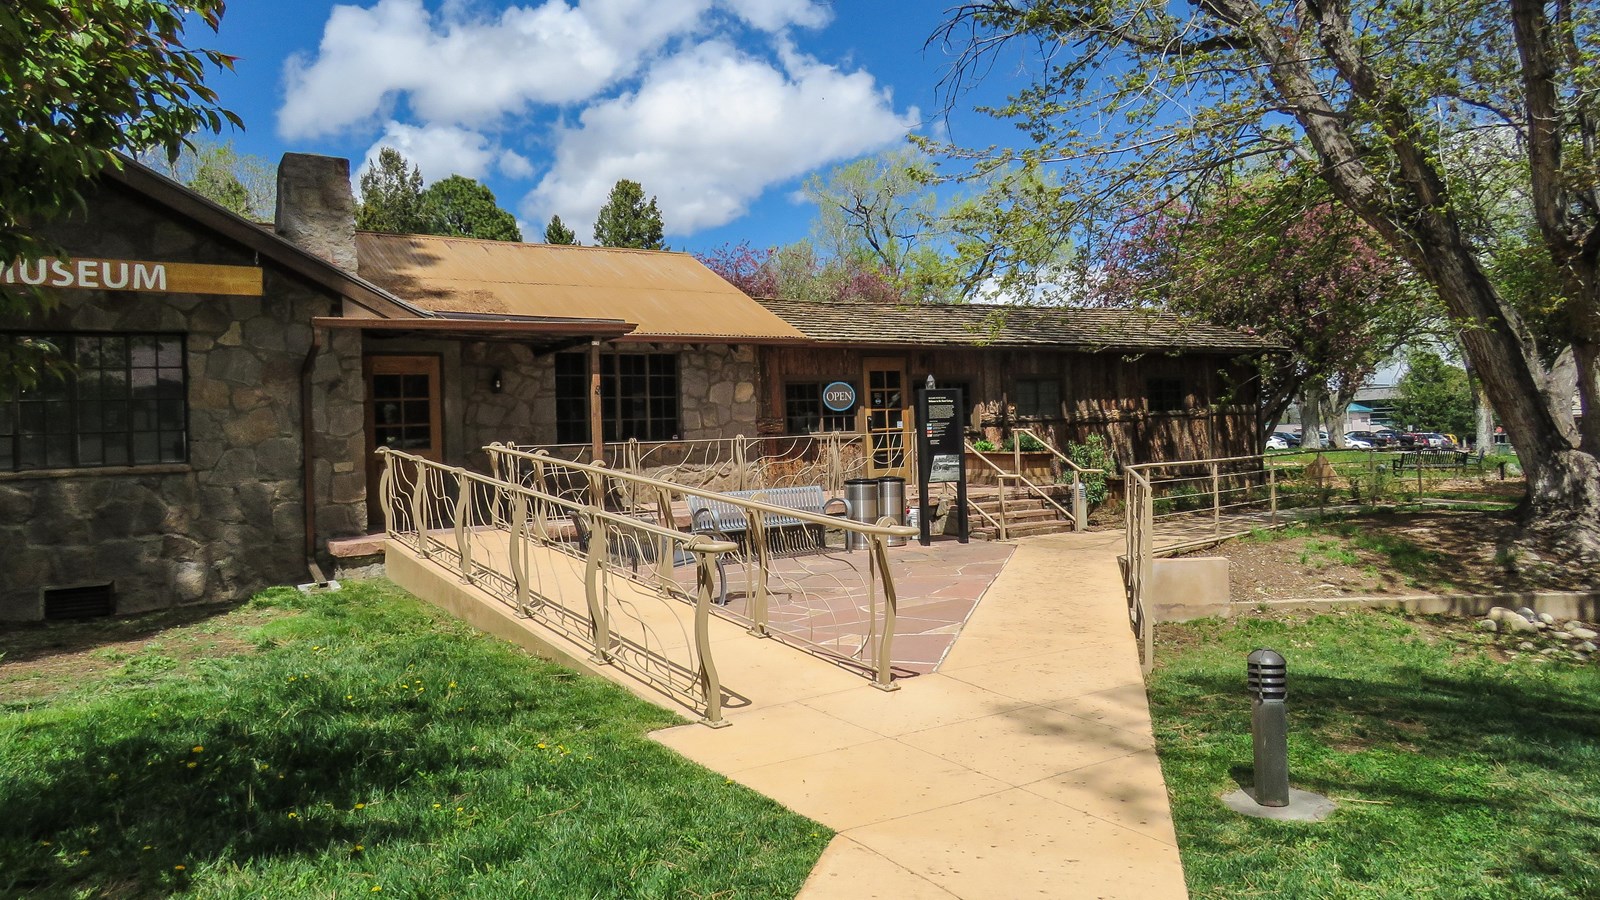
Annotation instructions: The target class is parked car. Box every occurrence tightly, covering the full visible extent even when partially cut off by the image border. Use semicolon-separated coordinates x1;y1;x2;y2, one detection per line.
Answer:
1343;432;1374;450
1418;432;1453;449
1345;429;1382;447
1271;431;1301;448
1266;434;1290;450
1373;428;1403;447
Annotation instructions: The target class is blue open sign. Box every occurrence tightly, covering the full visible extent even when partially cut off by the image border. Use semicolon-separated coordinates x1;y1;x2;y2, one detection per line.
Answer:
822;381;856;412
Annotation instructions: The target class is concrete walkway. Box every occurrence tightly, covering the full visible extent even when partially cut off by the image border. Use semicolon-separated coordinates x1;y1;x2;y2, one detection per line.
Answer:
652;530;1189;899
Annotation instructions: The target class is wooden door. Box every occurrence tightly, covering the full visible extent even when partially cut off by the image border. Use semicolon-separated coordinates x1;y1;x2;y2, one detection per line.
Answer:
861;357;912;479
364;355;443;530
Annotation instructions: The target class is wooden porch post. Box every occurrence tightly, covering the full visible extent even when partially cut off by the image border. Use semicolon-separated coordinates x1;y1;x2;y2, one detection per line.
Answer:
589;340;605;507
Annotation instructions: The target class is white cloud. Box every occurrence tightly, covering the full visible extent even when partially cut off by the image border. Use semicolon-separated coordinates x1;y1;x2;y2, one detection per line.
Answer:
717;0;831;31
279;0;714;139
358;121;499;184
523;41;917;236
498;149;535;179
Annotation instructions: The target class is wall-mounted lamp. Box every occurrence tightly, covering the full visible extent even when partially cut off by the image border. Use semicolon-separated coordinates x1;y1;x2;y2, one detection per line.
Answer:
490;369;504;394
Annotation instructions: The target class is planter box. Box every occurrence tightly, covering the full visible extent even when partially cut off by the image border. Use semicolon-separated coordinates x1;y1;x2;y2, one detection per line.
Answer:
964;450;1058;485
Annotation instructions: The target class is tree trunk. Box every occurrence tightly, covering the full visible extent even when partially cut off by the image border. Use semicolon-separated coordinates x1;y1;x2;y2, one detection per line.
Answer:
1300;386;1325;450
1474;382;1494;453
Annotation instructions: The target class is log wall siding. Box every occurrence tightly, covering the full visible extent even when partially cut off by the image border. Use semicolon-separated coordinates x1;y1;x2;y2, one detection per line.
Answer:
759;346;1261;466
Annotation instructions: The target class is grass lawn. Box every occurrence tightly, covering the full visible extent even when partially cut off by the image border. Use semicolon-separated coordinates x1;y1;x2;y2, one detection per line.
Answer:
0;579;829;899
1149;609;1600;899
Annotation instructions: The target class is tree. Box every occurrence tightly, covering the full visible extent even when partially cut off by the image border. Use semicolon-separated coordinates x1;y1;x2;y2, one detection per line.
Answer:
933;0;1600;554
697;240;903;304
1095;170;1435;449
139;139;276;219
356;148;426;234
543;215;577;245
419;175;520;241
592;179;664;250
1;0;238;387
803;149;937;277
1396;352;1474;437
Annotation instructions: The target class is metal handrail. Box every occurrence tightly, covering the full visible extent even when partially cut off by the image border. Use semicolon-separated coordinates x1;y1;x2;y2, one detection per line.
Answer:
377;447;738;725
964;441;1079;537
489;442;911;691
1012;427;1104;475
489;444;918;539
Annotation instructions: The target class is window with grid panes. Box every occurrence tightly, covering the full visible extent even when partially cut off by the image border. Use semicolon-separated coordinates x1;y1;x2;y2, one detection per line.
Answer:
783;382;855;434
554;352;679;442
2;333;187;471
1013;377;1060;418
1147;377;1185;412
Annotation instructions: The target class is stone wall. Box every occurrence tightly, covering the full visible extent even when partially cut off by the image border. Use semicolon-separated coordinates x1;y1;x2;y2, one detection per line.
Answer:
0;179;365;620
456;341;760;463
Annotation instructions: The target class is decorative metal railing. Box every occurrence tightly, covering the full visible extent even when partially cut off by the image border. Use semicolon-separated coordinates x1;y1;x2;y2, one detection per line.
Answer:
485;443;919;690
377;448;738;725
509;433;870;501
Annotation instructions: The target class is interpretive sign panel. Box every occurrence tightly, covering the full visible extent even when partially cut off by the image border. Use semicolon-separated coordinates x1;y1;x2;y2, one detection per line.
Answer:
916;385;967;544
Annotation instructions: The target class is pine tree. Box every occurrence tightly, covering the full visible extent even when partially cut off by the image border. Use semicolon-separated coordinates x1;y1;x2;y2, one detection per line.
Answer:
592;179;664;250
356;148;426;234
544;215;577;245
419;175;520;241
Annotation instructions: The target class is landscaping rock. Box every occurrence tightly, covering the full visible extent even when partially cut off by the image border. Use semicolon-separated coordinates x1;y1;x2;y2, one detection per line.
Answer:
1502;616;1539;634
1553;631;1573;640
1570;627;1598;641
1563;621;1586;632
1538;612;1557;625
1578;641;1598;654
1479;619;1499;632
1517;606;1538;621
1518;641;1537;651
1541;648;1559;655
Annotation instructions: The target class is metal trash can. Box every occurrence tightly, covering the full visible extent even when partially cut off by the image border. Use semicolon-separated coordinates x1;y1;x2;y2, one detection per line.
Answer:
844;478;879;551
877;476;907;546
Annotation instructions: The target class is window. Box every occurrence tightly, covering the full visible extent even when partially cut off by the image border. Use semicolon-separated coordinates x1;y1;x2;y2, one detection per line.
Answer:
2;333;187;472
784;382;856;434
1147;377;1185;412
1013;378;1060;418
554;352;679;443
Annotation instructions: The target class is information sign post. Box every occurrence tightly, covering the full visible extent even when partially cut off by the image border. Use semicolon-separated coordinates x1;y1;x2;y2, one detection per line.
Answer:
916;385;967;545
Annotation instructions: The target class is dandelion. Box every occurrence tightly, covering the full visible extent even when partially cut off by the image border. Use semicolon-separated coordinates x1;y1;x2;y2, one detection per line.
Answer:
448;681;456;689
192;746;204;753
354;803;366;810
186;762;197;769
287;812;299;819
455;807;464;813
353;844;365;853
432;803;441;809
537;742;547;749
143;846;154;852
346;694;354;700
79;850;90;856
371;887;382;893
174;865;186;871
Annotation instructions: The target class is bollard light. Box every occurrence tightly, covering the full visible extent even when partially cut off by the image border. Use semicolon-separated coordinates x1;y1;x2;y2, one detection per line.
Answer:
1246;648;1290;807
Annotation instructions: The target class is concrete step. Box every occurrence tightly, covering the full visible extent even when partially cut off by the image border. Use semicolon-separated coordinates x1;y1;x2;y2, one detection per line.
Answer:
972;519;1079;540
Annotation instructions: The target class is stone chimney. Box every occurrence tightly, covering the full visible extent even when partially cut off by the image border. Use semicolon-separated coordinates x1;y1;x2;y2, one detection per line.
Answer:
275;153;358;272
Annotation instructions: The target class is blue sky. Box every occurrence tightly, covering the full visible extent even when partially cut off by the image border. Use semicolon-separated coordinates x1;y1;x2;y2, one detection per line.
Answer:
198;0;1017;254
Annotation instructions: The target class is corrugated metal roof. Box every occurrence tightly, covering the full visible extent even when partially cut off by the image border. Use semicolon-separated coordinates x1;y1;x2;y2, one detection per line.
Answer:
355;233;806;342
757;298;1279;353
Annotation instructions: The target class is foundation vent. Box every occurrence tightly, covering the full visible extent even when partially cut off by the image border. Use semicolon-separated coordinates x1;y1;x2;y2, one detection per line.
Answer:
42;583;116;620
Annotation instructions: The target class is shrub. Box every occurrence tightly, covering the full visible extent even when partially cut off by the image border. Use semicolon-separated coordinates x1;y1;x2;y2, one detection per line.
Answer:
1064;435;1116;505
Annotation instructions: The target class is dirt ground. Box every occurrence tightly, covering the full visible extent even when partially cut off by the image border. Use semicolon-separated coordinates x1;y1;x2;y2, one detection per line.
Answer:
0;601;281;704
1206;509;1600;601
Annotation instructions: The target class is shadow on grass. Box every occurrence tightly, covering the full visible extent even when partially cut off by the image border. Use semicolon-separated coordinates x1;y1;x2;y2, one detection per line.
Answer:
0;601;244;665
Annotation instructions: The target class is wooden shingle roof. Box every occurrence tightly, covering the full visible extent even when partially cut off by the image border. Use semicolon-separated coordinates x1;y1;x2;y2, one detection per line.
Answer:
757;298;1278;353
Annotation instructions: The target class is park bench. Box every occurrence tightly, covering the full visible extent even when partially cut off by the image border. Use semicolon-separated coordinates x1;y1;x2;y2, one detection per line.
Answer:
1392;449;1485;475
686;486;851;558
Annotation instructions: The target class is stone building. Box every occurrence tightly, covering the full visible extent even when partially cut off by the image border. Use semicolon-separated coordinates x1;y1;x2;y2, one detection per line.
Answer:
3;151;1273;621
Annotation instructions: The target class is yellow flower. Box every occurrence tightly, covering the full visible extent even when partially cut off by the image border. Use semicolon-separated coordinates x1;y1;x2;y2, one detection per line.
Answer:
371;887;382;893
354;803;366;810
432;803;441;809
346;694;354;700
455;807;464;813
448;681;457;688
174;865;186;871
353;844;364;852
287;812;299;819
143;846;154;852
186;762;197;769
79;850;90;856
537;742;547;749
192;746;203;753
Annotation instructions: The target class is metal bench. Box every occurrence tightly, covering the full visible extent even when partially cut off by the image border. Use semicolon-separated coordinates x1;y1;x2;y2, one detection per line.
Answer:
686;486;851;558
